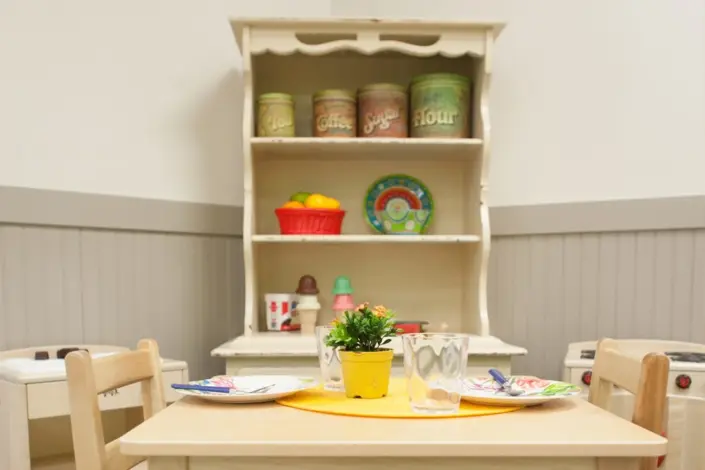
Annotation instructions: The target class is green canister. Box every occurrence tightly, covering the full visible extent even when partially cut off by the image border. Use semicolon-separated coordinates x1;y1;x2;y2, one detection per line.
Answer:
410;73;471;138
257;93;295;137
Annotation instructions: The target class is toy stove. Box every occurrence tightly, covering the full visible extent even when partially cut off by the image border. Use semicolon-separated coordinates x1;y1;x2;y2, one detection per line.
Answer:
563;340;705;396
563;340;705;470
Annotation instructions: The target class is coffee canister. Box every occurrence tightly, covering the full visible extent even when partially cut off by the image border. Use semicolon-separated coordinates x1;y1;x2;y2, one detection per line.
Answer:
312;89;356;138
257;93;295;137
410;73;471;138
357;83;408;138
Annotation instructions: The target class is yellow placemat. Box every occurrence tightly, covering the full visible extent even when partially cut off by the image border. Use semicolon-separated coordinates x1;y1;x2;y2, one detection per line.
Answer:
276;378;521;418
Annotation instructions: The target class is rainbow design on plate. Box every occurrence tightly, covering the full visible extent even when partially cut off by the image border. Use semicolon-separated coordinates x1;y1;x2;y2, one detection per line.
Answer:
364;174;434;234
462;376;581;406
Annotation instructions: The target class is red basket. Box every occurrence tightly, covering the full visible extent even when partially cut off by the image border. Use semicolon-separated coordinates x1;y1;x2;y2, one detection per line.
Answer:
275;208;346;235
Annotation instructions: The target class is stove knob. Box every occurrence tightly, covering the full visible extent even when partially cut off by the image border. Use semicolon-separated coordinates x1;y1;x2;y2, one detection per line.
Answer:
676;374;692;389
581;371;592;386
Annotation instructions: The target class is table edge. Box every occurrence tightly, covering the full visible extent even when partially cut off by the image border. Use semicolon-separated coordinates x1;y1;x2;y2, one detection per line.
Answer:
120;437;668;459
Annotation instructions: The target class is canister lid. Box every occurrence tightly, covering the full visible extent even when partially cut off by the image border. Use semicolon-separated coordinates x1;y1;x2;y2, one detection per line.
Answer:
410;73;470;86
358;83;407;94
257;93;294;102
312;89;356;101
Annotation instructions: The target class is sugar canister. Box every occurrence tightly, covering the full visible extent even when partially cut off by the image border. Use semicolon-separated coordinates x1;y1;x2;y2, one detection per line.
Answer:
357;83;408;138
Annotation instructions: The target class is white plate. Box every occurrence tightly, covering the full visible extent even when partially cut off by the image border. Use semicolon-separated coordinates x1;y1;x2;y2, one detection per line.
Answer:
461;376;581;406
173;375;318;404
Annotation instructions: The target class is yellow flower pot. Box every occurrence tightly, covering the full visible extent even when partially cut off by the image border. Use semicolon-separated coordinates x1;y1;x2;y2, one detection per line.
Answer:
339;349;393;399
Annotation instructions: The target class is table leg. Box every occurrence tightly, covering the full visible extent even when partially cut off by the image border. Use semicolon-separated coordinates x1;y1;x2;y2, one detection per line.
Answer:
1;381;31;470
597;457;639;470
148;456;188;470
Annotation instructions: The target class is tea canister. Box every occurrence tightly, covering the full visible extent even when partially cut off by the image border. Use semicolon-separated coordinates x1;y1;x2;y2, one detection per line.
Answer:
410;73;471;138
257;93;295;137
357;83;408;138
312;89;356;138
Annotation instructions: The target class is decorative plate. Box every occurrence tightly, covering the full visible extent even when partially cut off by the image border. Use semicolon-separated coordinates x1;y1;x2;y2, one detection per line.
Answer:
461;376;581;406
173;375;318;404
364;174;434;234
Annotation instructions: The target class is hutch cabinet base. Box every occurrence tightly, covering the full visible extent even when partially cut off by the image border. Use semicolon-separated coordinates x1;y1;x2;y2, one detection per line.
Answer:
213;333;526;377
222;354;515;378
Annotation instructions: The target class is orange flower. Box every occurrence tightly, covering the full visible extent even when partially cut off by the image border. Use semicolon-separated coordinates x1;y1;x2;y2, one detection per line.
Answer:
356;302;370;311
373;305;388;317
330;319;339;326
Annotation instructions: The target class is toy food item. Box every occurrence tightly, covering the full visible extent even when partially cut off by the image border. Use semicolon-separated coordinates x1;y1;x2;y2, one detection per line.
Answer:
296;275;321;335
324;197;341;210
296;274;319;295
281;201;305;209
290;191;311;204
332;275;354;320
304;193;329;209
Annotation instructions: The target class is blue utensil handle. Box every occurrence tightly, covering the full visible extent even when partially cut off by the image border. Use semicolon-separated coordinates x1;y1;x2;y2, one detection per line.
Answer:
171;384;232;394
489;368;508;385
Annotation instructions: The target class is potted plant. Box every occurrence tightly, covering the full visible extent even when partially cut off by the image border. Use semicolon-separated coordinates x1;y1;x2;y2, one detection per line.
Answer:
325;302;399;399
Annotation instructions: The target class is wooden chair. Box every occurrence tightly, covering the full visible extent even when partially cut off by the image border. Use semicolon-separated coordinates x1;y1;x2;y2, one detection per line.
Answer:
589;338;670;470
66;339;166;470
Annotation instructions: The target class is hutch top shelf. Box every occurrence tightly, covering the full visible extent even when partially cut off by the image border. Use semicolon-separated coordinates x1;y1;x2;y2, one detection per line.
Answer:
232;18;505;58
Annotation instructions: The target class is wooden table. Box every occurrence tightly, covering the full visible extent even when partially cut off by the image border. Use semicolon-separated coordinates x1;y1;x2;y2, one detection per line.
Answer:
120;396;666;470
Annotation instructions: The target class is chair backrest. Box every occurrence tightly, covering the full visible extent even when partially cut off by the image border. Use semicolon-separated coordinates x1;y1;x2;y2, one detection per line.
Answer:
66;339;166;470
588;338;669;470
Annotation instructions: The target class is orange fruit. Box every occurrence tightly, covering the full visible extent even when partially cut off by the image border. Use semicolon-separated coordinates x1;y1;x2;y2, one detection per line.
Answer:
304;193;329;209
281;201;305;209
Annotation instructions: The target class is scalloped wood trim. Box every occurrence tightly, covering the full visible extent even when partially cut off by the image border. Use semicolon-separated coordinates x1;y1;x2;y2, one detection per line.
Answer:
248;29;487;58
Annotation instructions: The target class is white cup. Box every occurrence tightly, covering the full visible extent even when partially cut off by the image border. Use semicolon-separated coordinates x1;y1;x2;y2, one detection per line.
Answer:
264;293;298;331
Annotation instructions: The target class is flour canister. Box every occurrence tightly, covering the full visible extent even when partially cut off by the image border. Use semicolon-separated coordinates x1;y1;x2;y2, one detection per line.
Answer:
357;83;408;138
410;73;471;138
312;89;356;138
257;93;295;137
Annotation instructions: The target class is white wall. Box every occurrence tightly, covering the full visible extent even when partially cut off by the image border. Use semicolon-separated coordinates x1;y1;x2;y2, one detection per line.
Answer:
0;0;703;206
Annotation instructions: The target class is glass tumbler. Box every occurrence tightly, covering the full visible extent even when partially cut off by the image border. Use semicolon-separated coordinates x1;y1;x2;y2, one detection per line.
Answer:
402;333;469;414
315;326;344;391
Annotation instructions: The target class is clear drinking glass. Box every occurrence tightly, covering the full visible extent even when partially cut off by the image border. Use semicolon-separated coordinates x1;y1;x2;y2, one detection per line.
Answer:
315;326;344;391
402;333;469;414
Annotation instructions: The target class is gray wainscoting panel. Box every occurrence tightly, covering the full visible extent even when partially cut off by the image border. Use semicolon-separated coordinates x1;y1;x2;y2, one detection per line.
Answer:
0;225;244;379
488;229;705;380
2;193;705;382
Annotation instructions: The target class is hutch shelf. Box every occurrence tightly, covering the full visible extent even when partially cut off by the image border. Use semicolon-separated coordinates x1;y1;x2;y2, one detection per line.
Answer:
212;18;526;377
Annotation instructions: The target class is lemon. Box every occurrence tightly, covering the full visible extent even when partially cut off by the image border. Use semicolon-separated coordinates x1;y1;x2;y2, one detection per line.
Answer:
304;193;329;209
325;197;341;210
